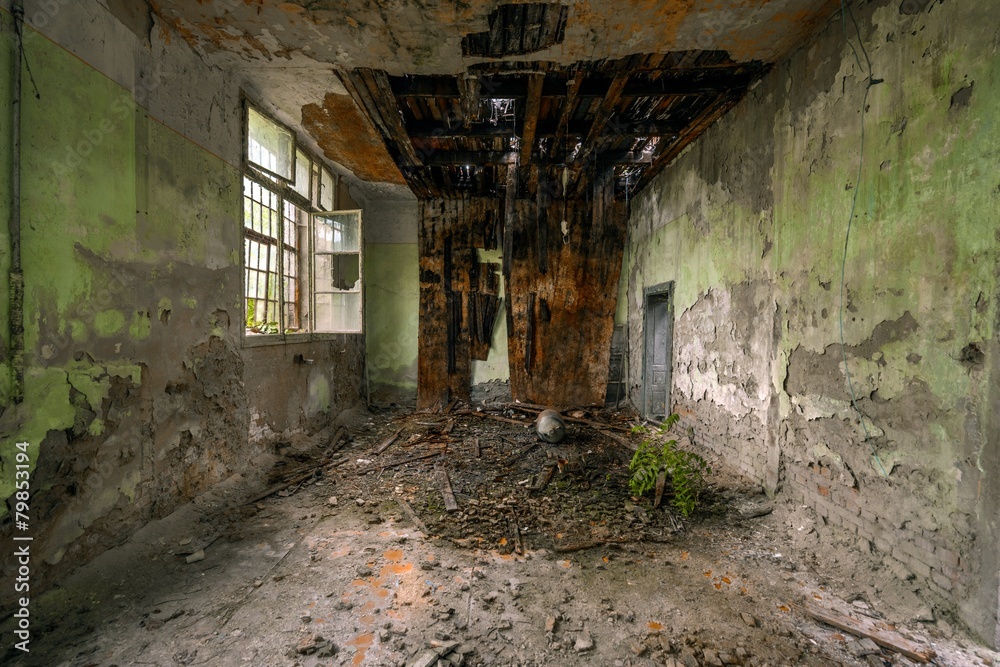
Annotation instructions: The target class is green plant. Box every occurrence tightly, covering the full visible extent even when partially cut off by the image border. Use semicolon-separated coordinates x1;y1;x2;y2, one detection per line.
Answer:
628;414;711;517
245;298;280;334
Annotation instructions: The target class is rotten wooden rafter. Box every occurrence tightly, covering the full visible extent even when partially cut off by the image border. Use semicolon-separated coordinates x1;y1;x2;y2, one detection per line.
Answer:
388;69;757;100
519;73;544;164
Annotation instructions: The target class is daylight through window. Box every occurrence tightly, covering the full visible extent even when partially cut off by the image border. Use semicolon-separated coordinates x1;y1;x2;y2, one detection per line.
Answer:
243;102;363;338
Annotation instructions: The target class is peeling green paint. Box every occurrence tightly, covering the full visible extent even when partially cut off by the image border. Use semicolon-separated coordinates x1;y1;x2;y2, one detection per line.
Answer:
94;310;126;336
129;311;151;340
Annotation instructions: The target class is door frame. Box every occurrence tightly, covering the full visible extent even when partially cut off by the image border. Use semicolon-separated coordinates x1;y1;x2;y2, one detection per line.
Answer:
642;281;674;420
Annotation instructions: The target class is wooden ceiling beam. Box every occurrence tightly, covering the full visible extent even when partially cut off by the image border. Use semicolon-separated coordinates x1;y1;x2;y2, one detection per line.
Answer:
423;151;518;167
342;68;423;168
388;69;756;100
407;119;681;140
519;73;545;163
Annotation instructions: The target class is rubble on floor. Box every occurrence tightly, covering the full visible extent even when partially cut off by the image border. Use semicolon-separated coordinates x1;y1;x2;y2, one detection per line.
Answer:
1;404;993;667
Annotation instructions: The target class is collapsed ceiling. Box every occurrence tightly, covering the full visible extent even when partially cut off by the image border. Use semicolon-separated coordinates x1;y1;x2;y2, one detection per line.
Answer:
148;0;841;199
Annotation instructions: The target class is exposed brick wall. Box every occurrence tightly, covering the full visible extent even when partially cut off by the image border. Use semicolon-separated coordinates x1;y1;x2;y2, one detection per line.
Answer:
673;406;768;487
785;461;965;599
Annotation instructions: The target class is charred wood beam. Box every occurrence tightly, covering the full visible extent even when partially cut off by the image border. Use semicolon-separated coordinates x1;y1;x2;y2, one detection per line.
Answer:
423;151;518;167
636;93;741;191
406;118;682;139
576;74;629;166
422;149;655;167
389;70;756;99
520;73;544;163
343;69;423;168
458;73;481;124
551;69;584;156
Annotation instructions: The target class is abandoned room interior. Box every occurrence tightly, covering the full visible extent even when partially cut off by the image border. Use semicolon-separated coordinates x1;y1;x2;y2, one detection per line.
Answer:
0;0;997;665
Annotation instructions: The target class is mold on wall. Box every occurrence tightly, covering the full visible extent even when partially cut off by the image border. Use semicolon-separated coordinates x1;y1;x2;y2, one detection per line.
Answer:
625;0;999;646
0;2;366;606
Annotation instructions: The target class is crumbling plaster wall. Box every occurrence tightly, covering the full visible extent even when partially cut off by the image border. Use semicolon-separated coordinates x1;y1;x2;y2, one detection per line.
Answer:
625;0;999;646
0;0;365;604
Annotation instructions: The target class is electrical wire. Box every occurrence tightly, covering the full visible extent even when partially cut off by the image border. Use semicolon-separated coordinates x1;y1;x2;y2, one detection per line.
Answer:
838;0;888;478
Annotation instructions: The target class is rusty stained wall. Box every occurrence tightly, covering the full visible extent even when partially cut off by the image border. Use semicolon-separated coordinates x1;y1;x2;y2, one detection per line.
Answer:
416;166;625;409
506;167;626;407
623;0;1000;647
0;3;365;607
417;198;501;409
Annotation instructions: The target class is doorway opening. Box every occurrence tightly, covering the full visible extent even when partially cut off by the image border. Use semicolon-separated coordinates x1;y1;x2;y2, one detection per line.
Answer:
642;282;674;420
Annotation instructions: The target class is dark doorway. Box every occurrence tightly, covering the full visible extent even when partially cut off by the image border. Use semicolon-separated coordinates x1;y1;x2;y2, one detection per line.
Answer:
643;283;674;420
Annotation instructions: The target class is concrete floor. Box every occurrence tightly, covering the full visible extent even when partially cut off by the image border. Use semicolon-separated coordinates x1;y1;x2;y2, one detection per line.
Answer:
2;411;995;667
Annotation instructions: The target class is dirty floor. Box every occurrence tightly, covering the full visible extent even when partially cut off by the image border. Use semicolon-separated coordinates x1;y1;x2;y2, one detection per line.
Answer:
2;405;996;667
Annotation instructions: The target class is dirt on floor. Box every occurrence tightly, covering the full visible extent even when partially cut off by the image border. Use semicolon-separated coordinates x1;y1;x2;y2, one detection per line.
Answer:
1;403;996;667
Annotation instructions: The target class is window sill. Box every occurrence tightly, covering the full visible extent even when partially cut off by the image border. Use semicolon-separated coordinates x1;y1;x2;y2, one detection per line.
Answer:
242;331;363;348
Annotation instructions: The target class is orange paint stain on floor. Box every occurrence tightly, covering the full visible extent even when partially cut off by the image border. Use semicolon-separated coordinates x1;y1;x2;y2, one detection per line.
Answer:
382;562;413;575
384;549;404;561
346;633;374;666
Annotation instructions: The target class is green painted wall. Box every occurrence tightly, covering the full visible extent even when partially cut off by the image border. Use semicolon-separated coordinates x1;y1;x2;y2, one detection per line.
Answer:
365;242;419;403
0;13;251;584
625;0;999;644
0;14;12;404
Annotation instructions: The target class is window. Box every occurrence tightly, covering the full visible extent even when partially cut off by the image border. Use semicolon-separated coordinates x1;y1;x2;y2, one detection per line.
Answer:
242;101;363;338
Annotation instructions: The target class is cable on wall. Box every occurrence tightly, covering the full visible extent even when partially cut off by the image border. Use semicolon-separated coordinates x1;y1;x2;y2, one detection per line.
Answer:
838;0;888;478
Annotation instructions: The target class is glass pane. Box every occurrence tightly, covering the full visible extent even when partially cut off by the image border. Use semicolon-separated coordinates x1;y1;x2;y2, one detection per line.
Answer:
247;106;294;180
314;211;360;253
315;292;361;332
293;148;311;198
316;253;360;292
320;168;335;211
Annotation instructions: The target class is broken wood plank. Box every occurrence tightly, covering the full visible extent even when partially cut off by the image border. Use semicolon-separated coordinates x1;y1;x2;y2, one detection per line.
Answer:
245;471;315;506
435;468;459;512
501;441;539;466
356;450;446;476
374;428;403;455
597;427;636;451
395;496;429;535
528;462;557;491
509;508;525;555
802;601;936;663
467;411;533;427
505;403;630;432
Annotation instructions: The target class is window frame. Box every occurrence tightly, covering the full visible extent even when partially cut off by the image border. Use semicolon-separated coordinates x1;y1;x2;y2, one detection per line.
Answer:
240;98;363;347
311;209;364;334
